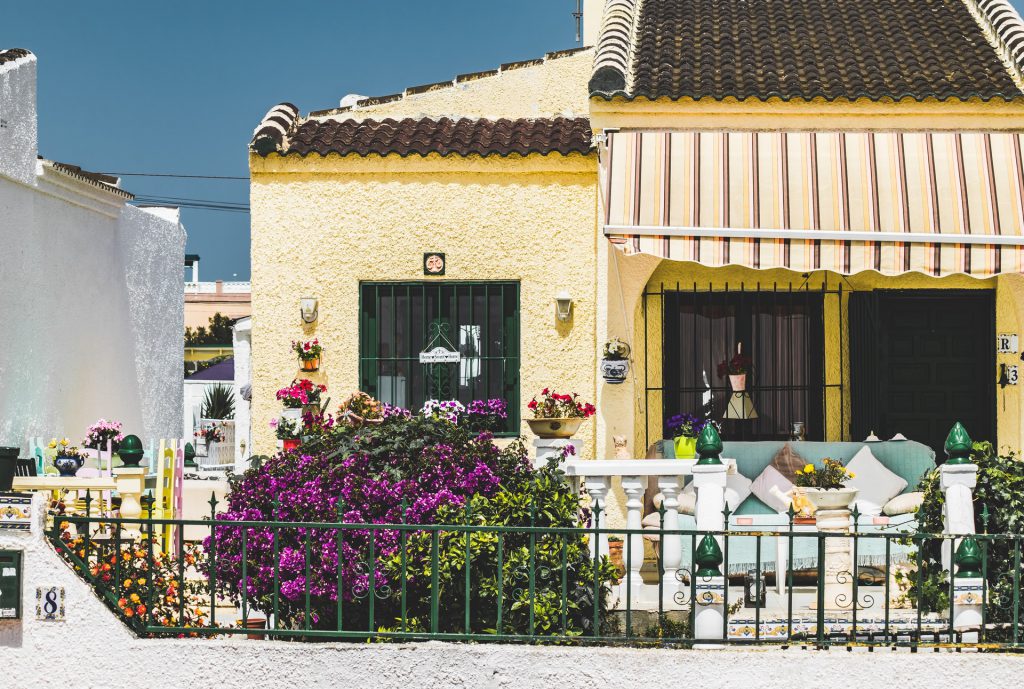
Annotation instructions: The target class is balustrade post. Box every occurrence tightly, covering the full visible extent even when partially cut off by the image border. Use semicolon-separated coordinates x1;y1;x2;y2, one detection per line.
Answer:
113;465;146;540
940;422;978;571
621;474;647;606
657;475;683;608
584;477;610;561
692;424;727;537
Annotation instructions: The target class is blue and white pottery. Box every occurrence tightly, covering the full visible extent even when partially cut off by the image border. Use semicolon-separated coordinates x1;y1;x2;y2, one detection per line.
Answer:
53;454;83;477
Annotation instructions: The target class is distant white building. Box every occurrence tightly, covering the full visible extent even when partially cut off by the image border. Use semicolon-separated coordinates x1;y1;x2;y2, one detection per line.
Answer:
0;48;186;447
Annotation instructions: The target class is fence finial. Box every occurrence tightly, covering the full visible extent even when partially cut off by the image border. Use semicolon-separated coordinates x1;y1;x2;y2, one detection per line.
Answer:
955;536;983;578
695;424;723;466
944;422;973;465
695;534;723;577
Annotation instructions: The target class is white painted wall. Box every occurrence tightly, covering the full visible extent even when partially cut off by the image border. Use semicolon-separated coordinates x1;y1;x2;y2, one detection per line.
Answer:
2;493;1024;688
233;316;252;469
0;51;185;448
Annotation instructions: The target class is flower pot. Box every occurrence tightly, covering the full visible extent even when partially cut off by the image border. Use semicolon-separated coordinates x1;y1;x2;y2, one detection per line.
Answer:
281;408;303;422
600;357;630;384
527;418;585;439
0;447;17;491
673;435;698;460
300;357;320;372
282;438;300;452
803;487;858;511
244;617;267;640
301;403;320;418
729;373;747;392
54;454;84;477
607;541;625;581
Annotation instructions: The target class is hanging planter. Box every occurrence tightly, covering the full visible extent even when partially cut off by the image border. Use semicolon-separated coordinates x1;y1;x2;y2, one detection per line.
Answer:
718;343;753;393
293;339;323;372
600;337;631;385
728;374;747;392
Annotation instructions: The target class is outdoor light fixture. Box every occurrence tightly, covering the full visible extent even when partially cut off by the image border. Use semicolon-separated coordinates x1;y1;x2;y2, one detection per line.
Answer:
723;392;758;420
554;290;573;322
300;297;319;324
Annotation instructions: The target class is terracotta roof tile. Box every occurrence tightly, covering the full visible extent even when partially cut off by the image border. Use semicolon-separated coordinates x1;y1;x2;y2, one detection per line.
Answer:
594;0;1023;101
275;117;594;158
0;48;31;66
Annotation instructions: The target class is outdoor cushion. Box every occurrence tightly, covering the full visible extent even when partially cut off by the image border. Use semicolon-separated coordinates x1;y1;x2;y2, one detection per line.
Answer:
750;464;794;513
682;472;753;512
652;490;696;515
769;443;806;480
846;446;908;516
882;491;925;516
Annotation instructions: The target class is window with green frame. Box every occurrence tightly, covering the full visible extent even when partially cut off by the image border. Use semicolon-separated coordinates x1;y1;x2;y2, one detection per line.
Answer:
359;282;521;434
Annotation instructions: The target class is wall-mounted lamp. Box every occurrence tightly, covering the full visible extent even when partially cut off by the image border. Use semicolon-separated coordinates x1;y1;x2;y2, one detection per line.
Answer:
554;290;573;322
300;297;319;324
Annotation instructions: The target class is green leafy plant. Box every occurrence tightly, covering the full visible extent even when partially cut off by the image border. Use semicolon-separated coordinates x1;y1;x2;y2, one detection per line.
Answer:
184;312;235;346
201;384;235;420
909;441;1024;634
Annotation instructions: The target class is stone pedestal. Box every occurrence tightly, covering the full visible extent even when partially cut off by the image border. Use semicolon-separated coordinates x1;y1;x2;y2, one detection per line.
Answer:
113;466;145;540
817;507;854;610
940;463;978;571
953;577;984;645
532;438;581;468
693;575;727;649
691;464;727;535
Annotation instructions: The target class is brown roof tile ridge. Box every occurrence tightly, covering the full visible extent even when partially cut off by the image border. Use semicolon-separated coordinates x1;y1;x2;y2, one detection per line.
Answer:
588;0;641;95
307;47;593;119
0;48;34;71
251;103;300;156
969;0;1024;94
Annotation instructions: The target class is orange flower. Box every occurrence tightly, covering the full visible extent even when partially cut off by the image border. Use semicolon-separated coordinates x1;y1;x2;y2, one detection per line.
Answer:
135;604;146;615
118;597;128;608
129;593;140;603
124;608;134;617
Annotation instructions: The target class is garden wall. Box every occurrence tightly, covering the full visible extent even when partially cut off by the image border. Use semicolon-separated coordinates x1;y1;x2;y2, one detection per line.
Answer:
2;495;1023;689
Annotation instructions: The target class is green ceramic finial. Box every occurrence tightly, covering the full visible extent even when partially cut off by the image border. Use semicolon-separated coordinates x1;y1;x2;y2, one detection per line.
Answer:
695;534;724;577
184;442;197;469
118;434;145;467
695;423;723;466
954;536;983;578
945;422;973;465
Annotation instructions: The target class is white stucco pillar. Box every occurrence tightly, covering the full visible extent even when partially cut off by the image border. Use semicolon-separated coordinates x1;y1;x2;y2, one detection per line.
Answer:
692;464;728;536
940;463;978;571
532;438;581;469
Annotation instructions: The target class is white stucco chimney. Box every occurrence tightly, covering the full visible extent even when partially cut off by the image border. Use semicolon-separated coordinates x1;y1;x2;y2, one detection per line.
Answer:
583;0;605;46
0;49;38;186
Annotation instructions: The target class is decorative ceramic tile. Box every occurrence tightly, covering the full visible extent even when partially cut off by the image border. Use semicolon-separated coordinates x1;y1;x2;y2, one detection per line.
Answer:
35;586;65;621
694;581;725;606
0;493;32;531
953;583;985;606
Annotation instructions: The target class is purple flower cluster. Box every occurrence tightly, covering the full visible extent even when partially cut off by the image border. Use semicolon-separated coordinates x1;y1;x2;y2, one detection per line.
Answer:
206;404;524;627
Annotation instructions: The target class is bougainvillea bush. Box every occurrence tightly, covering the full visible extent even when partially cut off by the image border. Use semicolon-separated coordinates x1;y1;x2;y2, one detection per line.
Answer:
207;397;614;637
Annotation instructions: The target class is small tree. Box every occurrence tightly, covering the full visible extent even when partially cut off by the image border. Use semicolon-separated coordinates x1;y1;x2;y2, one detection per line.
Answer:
185;313;235;346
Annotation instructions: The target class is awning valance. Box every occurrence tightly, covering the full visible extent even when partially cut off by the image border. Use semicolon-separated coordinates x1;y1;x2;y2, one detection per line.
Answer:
602;130;1024;277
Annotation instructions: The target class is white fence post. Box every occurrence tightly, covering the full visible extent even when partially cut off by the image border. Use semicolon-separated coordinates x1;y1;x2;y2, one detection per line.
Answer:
690;424;727;647
940;422;978;571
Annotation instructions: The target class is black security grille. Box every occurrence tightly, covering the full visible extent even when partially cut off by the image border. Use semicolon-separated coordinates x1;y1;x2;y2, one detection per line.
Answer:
642;281;847;449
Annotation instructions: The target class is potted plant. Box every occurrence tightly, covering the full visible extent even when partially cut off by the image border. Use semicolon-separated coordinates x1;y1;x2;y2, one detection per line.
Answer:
271;417;301;452
526;388;596;439
717;346;754;392
277;379;327;419
665;413;717;460
794;459;858;511
338;391;385;427
600;338;631;385
607;535;625;581
49;438;87;477
195;423;226;447
292;339;322;372
82;419;124;454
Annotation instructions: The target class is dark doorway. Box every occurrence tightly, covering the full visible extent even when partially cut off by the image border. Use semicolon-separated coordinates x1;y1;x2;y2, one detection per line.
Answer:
850;290;995;457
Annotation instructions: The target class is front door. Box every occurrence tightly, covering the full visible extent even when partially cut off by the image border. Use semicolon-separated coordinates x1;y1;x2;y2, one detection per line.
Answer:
850;291;995;456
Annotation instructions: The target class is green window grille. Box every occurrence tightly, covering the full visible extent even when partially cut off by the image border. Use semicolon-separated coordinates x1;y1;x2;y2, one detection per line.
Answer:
359;281;520;434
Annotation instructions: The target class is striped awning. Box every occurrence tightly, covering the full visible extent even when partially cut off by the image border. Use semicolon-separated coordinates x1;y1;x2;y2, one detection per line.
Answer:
601;130;1024;277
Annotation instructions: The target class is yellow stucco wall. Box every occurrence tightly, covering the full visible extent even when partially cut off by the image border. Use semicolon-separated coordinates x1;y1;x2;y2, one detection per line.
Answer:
312;49;593;122
617;260;1019;455
249;153;599;455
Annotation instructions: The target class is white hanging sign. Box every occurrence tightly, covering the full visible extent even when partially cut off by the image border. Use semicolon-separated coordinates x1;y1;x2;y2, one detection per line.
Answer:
419;347;461;364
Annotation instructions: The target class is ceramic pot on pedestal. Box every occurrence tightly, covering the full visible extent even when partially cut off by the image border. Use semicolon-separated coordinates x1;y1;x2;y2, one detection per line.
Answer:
527;418;585;439
804;487;859;610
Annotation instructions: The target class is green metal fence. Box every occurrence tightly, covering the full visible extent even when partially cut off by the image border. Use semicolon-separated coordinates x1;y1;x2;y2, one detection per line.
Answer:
48;494;1024;649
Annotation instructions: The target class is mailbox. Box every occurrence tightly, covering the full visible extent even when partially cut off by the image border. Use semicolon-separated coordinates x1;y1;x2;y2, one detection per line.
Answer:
0;550;22;619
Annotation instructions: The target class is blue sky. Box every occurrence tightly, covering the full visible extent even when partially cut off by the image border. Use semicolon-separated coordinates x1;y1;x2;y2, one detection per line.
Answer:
7;2;1024;280
1;1;581;280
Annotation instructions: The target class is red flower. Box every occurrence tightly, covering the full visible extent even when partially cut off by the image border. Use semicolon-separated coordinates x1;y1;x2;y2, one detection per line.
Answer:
528;399;538;410
304;343;311;351
542;388;550;396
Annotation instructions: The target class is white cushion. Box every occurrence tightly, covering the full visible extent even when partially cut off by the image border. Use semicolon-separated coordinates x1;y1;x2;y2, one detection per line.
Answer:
682;473;753;512
846;446;908;516
882;491;924;516
750;464;795;513
651;491;697;515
